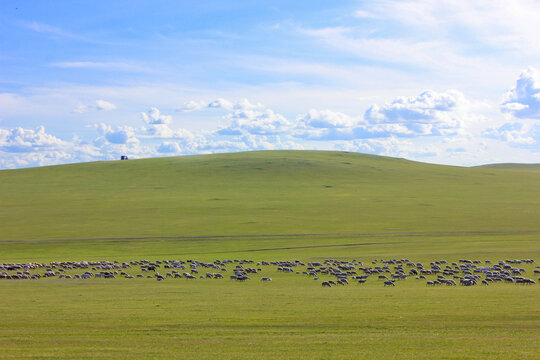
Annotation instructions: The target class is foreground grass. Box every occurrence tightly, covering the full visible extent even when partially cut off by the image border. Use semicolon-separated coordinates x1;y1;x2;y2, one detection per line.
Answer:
1;233;539;359
2;276;538;360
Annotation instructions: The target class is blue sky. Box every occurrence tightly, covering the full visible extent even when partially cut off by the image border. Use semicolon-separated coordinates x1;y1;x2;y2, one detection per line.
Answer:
1;0;539;168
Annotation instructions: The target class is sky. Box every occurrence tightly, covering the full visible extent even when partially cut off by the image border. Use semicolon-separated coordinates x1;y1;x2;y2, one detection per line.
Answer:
1;0;539;169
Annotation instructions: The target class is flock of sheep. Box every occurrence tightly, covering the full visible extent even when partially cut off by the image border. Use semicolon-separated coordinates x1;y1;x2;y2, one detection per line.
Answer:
1;257;538;287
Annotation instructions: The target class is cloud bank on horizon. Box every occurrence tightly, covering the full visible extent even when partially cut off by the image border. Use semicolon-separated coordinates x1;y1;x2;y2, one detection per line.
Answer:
0;0;539;169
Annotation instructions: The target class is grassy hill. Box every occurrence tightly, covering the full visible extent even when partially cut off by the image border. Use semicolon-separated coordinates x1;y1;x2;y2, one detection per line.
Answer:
1;150;540;241
476;163;540;171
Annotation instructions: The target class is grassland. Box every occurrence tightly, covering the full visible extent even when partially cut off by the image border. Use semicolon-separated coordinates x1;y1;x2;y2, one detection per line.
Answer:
1;150;539;359
2;150;540;240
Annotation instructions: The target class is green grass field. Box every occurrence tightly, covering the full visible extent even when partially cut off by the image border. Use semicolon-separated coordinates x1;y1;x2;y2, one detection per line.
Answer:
1;151;539;359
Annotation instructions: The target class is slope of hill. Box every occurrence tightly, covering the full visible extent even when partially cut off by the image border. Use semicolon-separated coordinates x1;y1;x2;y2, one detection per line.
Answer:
1;150;539;241
475;163;540;171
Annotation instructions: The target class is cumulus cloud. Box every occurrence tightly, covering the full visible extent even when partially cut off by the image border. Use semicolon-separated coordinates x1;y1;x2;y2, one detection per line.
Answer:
0;126;68;153
106;131;130;144
501;67;540;119
195;134;300;155
141;107;172;124
157;141;182;153
294;90;477;141
363;89;471;136
94;123;139;145
3;87;538;169
217;108;291;135
294;109;397;141
483;122;536;145
143;124;195;140
0;126;107;169
297;109;357;129
335;136;440;159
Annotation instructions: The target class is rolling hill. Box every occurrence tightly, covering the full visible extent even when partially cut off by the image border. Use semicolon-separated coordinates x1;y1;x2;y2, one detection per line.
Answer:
1;150;539;241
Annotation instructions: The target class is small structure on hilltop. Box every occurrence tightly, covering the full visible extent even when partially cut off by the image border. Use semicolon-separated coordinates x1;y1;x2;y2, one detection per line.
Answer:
120;155;129;160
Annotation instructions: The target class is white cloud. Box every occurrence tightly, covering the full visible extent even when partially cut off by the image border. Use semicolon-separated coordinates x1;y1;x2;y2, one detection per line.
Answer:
233;98;263;110
177;100;206;112
138;107;197;140
73;99;117;113
293;110;365;141
0;126;68;153
50;61;154;73
298;25;469;72
208;98;234;110
217;108;291;135
483;122;537;146
501;67;540;119
106;131;130;144
353;0;540;56
353;10;378;19
21;21;86;41
2;78;539;170
141;107;172;125
72;104;87;114
501;102;529;112
143;124;195;140
157;141;182;153
363;89;473;136
335;136;439;159
94;123;139;145
95;100;117;111
178;98;263;113
291;0;540;97
196;139;250;153
297;109;358;129
0;126;104;169
196;134;301;155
